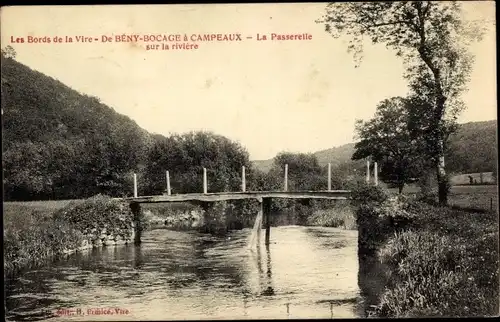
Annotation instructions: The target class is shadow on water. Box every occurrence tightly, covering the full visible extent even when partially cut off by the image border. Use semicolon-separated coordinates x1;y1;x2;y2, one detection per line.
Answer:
255;242;275;297
357;246;386;317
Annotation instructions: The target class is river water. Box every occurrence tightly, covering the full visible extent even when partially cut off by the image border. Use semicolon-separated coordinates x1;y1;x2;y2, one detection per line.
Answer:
5;226;362;320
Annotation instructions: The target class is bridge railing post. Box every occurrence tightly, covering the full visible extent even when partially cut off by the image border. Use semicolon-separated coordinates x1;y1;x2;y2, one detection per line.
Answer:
166;170;171;195
284;164;288;192
133;173;138;198
328;163;332;191
242;166;246;192
203;167;208;194
366;160;370;184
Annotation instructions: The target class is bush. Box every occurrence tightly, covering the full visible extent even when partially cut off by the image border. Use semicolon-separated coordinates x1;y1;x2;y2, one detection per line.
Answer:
306;201;356;229
4;195;136;277
4;208;84;276
53;194;134;242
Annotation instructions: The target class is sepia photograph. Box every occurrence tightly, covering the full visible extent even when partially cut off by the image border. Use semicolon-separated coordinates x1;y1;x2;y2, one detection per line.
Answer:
1;2;498;320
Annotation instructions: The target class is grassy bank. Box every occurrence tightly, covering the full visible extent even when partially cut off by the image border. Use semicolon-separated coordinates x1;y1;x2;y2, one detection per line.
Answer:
353;184;499;317
3;195;134;277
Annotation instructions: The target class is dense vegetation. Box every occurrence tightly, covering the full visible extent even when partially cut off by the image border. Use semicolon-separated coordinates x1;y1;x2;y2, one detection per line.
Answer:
4;195;136;276
353;184;498;317
2;54;152;200
1;54;253;200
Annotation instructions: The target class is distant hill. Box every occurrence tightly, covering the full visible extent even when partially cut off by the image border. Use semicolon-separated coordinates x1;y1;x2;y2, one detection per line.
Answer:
252;121;497;174
446;120;497;174
251;159;274;173
2;54;153;200
313;143;357;167
252;143;356;173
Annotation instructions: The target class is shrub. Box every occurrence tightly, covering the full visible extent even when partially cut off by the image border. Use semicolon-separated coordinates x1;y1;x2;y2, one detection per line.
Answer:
306;202;356;229
52;194;134;242
4;208;84;276
354;187;499;318
375;230;497;317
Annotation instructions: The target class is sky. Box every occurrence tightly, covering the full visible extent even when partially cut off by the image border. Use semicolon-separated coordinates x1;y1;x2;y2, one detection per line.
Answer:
1;2;496;160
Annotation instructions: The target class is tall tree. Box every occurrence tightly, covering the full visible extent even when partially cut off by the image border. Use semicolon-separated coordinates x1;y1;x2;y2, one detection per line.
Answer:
318;1;484;204
268;152;326;191
143;131;252;195
352;97;428;193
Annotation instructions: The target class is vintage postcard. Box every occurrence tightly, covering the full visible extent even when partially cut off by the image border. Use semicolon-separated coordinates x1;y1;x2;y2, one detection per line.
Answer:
2;2;498;320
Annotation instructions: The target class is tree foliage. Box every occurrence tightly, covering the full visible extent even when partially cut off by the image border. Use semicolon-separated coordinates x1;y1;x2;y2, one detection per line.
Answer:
352;97;429;193
2;51;151;200
267;152;328;191
143;131;252;195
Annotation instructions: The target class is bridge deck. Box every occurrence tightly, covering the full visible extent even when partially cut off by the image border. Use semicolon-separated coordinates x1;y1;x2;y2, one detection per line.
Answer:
123;190;351;203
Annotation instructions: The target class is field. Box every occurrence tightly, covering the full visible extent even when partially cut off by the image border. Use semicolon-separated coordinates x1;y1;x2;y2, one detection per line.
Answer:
451;172;496;185
448;185;498;212
384;183;498;213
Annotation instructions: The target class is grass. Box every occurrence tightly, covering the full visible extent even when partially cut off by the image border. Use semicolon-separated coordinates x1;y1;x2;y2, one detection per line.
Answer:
384;183;498;213
3;196;133;277
354;185;499;318
450;172;495;185
306;200;356;229
3;204;84;276
448;185;498;213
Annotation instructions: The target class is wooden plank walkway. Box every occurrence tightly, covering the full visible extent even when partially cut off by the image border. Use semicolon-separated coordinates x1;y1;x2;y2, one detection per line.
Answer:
122;190;351;203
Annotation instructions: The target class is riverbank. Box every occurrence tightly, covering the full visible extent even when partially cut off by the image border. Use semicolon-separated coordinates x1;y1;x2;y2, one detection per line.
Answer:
3;195;136;277
353;185;499;317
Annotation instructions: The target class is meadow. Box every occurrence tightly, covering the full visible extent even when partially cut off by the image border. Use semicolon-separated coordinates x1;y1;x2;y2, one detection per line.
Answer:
385;183;497;213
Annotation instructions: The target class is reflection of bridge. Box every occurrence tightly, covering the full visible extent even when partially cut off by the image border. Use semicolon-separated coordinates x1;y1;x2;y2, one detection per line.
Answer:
122;165;355;246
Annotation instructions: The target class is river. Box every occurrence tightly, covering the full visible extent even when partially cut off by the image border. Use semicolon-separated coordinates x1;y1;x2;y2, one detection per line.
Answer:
5;226;362;320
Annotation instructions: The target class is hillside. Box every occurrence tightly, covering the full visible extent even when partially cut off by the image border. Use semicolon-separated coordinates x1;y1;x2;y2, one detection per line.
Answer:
446;120;497;174
1;54;154;200
252;121;497;174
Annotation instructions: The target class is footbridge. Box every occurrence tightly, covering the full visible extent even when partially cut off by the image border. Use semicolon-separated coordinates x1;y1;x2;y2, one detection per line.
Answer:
120;163;372;246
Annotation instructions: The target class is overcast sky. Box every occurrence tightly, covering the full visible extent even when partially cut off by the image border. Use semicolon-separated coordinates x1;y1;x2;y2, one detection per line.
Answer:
1;3;496;160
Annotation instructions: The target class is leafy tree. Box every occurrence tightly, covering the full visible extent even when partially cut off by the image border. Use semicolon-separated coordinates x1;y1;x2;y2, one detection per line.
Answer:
318;1;485;205
2;51;151;200
143;131;251;195
268;152;326;191
352;97;428;193
1;45;16;59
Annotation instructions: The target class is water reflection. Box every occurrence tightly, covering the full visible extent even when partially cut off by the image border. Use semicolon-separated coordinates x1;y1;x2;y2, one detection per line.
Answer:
254;240;275;296
5;226;361;320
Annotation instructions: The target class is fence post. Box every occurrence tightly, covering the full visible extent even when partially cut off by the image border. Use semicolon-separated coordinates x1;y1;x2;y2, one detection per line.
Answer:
133;173;138;198
328;163;332;191
203;167;208;194
374;162;378;186
284;164;288;192
166;170;171;195
366;160;370;184
242;166;246;192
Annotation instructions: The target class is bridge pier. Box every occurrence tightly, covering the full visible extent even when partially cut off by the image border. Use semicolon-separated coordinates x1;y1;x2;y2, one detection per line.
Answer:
130;202;142;245
263;198;271;245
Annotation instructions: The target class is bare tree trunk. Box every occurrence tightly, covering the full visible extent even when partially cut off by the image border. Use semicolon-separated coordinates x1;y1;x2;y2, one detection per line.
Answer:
436;139;448;205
